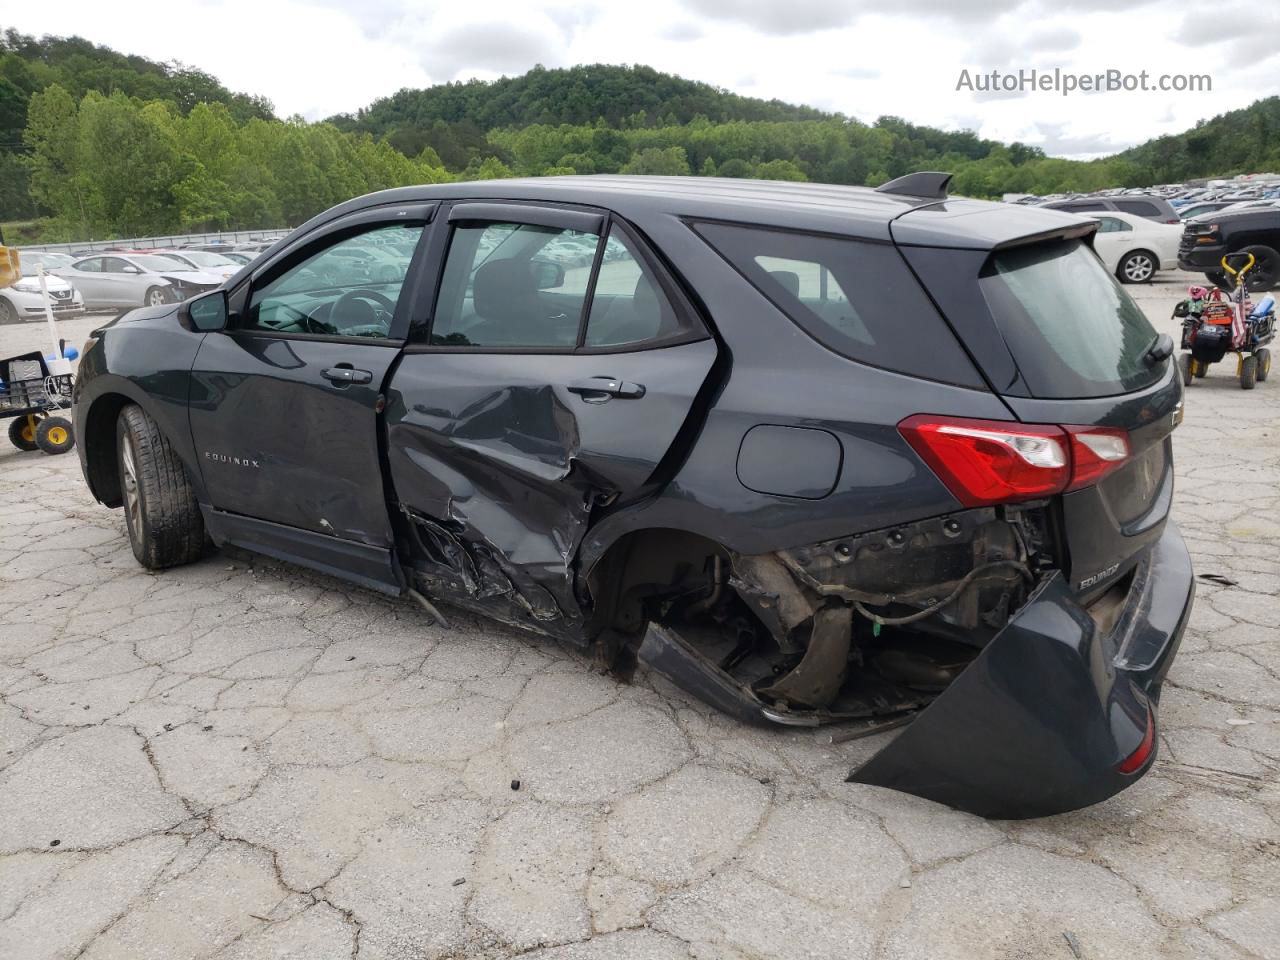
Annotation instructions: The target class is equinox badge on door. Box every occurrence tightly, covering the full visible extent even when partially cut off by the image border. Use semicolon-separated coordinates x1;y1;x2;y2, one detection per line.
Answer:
204;451;260;468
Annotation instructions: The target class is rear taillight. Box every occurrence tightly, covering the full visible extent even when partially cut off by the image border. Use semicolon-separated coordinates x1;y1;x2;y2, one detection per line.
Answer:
1064;426;1130;491
899;415;1131;507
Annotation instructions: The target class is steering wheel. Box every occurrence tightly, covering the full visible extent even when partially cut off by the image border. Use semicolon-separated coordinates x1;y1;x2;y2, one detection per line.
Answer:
331;289;395;334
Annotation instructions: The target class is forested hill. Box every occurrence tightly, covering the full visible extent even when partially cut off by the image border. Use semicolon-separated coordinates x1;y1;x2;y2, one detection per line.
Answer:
6;30;1280;244
1112;97;1280;184
0;29;274;138
328;64;829;141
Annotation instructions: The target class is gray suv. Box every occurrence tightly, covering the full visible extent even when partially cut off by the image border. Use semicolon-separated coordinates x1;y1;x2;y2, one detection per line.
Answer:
72;173;1193;819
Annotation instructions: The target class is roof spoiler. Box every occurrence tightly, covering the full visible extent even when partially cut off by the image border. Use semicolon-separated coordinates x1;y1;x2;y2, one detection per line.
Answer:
876;171;952;200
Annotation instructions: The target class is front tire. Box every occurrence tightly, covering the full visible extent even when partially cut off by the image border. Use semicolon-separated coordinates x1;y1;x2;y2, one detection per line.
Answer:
1118;250;1157;284
35;416;74;455
0;296;17;325
1205;270;1229;290
1238;245;1279;292
1241;355;1258;390
1256;348;1271;382
143;286;170;308
116;404;205;569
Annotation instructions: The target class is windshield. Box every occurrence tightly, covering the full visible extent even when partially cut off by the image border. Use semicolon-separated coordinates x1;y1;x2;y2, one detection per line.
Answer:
979;240;1162;398
134;255;194;272
183;251;236;267
20;252;73;275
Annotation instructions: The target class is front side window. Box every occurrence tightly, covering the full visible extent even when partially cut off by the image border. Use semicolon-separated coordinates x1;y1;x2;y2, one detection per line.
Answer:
74;258;103;273
693;221;979;385
245;222;424;339
101;257;131;274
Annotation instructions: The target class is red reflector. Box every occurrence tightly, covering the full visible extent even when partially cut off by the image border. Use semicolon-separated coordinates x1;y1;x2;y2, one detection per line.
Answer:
898;415;1068;507
1115;706;1155;775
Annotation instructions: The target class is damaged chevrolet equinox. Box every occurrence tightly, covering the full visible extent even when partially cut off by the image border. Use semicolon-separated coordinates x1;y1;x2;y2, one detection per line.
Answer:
74;173;1194;818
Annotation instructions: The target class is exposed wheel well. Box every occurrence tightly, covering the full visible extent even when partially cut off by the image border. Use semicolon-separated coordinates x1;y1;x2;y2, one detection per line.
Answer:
585;528;729;636
82;393;132;507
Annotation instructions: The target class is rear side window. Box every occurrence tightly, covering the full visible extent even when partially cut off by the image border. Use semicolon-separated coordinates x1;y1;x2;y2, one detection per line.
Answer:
1113;200;1159;217
979;240;1161;398
1054;201;1107;212
693;222;982;387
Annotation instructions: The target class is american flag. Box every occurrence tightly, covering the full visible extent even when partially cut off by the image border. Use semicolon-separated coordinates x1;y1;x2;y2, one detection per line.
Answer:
1232;295;1250;350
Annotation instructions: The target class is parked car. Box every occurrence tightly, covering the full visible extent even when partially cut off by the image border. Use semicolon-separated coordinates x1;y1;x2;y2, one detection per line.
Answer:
154;250;243;280
1177;201;1239;220
0;252;85;323
1090;211;1182;283
73;174;1192;819
52;253;224;309
1038;195;1181;224
1179;207;1280;291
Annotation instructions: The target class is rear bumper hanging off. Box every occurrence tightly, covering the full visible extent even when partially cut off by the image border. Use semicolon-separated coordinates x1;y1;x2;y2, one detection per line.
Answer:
639;522;1194;819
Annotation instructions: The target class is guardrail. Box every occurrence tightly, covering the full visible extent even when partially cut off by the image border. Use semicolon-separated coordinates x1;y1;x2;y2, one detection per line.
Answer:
18;229;292;255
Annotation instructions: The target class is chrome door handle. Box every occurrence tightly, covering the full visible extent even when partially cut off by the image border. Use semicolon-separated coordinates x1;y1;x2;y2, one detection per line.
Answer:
566;377;646;402
321;366;372;385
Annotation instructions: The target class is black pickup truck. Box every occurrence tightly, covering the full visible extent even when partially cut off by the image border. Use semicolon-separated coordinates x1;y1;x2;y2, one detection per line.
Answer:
1179;207;1280;291
71;175;1193;818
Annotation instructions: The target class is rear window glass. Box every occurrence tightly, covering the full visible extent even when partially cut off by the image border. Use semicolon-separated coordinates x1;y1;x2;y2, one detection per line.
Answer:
1113;200;1159;217
693;222;981;387
979;240;1162;398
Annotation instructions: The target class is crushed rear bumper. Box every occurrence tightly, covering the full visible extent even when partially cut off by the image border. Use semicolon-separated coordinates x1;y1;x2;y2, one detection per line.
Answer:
639;522;1194;819
849;521;1194;818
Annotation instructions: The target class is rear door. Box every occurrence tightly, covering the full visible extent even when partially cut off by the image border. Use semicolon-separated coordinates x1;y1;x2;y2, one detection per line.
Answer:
899;232;1181;599
385;202;718;618
188;204;435;587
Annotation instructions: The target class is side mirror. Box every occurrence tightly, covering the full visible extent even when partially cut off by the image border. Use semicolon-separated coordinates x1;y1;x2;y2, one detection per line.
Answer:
122;265;142;274
181;289;229;332
530;258;565;290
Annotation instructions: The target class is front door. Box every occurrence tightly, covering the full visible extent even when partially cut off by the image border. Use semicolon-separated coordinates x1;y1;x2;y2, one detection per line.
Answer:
188;212;432;581
386;203;719;619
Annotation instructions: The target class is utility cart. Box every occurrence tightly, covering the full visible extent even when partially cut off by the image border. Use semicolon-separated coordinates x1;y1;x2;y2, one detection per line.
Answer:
1;350;75;454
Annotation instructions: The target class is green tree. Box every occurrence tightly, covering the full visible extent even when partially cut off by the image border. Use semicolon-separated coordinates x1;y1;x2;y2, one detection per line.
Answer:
621;145;690;175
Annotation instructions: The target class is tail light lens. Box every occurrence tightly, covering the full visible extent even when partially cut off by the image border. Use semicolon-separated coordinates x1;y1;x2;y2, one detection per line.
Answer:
1065;426;1131;491
899;415;1131;507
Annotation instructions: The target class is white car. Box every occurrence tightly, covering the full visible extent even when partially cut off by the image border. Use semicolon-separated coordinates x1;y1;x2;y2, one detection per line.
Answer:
155;250;243;280
0;251;85;324
1091;211;1182;284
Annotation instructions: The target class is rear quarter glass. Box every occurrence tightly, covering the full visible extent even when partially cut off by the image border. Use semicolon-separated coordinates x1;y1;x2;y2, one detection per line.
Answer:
691;221;984;388
977;240;1163;399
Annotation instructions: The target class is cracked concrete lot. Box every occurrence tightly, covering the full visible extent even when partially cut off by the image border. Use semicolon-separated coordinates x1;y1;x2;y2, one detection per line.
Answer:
1;275;1278;960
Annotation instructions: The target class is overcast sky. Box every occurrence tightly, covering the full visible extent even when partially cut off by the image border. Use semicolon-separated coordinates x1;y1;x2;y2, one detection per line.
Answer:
9;0;1277;158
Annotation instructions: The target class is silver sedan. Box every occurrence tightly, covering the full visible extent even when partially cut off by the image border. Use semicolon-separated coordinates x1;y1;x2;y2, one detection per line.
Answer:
52;254;225;309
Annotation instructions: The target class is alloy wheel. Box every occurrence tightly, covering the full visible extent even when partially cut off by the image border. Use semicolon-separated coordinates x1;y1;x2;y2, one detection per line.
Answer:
121;433;141;541
1123;253;1155;283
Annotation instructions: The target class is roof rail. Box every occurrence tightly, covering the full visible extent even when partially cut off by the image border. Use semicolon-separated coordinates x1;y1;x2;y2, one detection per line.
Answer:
875;171;953;200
